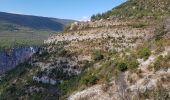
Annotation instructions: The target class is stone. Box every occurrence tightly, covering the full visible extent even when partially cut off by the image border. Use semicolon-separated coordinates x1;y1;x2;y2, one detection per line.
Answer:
0;47;38;74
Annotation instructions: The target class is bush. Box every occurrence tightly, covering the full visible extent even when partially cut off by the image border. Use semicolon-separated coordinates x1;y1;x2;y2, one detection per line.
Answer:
116;61;128;72
127;60;139;71
154;25;166;41
114;56;139;72
82;75;99;86
137;47;151;60
91;13;102;21
153;55;164;71
92;50;104;61
6;85;17;94
153;55;170;71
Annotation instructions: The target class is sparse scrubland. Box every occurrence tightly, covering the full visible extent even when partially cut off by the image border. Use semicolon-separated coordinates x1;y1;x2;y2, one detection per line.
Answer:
0;0;170;100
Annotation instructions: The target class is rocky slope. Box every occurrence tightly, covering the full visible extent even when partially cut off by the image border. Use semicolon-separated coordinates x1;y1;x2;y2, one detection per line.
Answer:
0;0;170;100
47;17;170;100
91;0;170;21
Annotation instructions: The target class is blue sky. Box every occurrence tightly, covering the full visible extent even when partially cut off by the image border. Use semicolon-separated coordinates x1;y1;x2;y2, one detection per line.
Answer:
0;0;127;20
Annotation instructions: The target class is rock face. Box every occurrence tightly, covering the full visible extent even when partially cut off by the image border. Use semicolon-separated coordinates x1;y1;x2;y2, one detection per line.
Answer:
0;47;37;74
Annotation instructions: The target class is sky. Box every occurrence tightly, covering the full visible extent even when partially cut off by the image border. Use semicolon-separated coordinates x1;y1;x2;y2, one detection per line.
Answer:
0;0;127;21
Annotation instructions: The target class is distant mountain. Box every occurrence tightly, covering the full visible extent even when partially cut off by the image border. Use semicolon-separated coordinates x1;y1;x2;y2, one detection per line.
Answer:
0;12;75;31
0;12;76;49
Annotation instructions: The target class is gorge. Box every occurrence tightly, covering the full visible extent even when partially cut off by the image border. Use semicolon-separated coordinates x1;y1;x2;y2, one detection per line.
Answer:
0;47;37;74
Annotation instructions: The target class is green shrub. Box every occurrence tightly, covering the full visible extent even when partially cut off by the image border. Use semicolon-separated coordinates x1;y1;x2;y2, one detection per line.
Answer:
116;61;128;72
154;25;166;41
92;49;104;61
91;13;102;21
85;75;99;86
127;60;139;71
80;74;99;86
137;47;151;60
153;55;170;71
114;55;139;72
128;22;146;28
153;55;164;71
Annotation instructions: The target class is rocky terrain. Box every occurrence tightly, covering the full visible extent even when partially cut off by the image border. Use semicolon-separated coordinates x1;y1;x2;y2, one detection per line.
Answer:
0;0;170;100
0;47;37;74
45;17;170;100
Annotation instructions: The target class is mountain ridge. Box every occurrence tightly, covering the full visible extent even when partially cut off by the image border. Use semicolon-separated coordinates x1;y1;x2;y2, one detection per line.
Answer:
0;11;75;31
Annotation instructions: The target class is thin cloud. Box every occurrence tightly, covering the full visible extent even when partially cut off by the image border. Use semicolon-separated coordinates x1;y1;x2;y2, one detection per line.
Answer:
80;16;90;21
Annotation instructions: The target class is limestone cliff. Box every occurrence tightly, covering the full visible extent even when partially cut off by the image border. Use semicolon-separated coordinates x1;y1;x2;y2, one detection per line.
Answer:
0;47;37;74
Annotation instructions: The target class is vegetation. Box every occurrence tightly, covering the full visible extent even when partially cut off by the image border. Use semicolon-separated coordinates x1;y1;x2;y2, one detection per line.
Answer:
0;12;75;49
154;24;166;41
0;31;50;49
127;59;139;72
0;0;170;99
115;55;139;72
0;61;61;100
0;63;37;99
0;12;75;31
92;49;104;61
127;22;147;28
137;47;151;60
91;0;170;21
83;75;99;86
139;81;170;100
152;54;170;71
116;61;128;72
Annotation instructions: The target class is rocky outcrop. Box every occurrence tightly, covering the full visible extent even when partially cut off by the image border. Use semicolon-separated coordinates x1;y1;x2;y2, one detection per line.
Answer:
68;47;170;100
0;47;37;74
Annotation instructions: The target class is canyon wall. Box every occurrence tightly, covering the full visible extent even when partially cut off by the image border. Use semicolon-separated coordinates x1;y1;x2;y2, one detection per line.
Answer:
0;47;37;74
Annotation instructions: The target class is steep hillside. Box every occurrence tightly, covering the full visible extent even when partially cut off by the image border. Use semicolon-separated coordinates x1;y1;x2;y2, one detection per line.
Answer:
0;12;75;49
0;0;170;100
91;0;170;21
